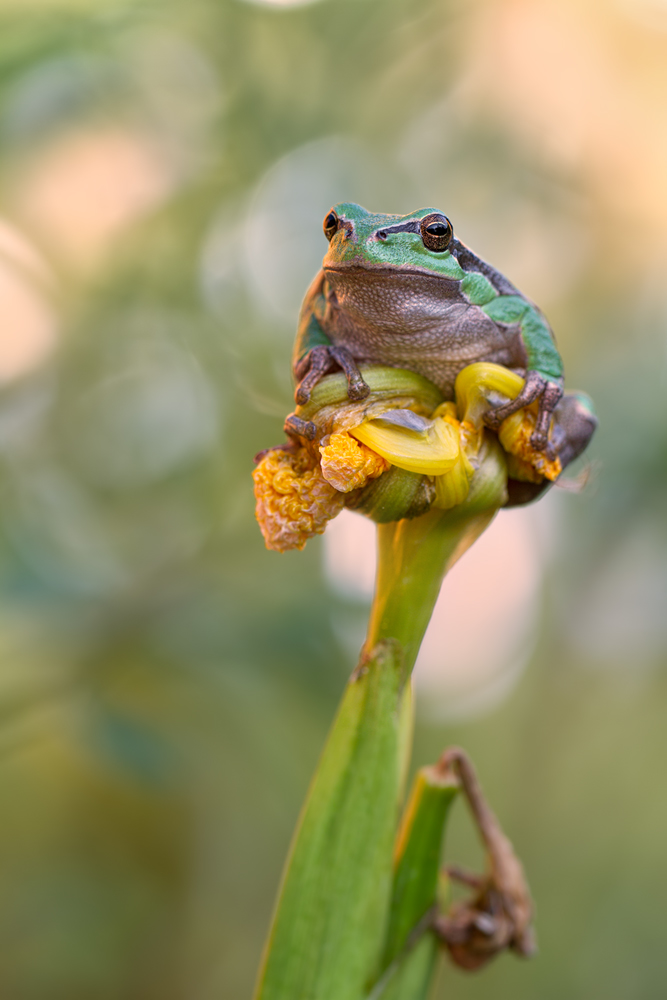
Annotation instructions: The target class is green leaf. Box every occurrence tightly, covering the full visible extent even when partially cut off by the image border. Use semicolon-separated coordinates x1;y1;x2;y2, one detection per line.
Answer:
254;639;410;1000
370;763;459;1000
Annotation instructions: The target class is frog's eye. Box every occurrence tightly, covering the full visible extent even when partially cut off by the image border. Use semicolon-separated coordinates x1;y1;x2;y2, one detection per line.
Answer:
420;213;453;252
323;210;339;241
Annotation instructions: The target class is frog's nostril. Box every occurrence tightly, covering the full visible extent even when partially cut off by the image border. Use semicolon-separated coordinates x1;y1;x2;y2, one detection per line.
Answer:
377;231;388;241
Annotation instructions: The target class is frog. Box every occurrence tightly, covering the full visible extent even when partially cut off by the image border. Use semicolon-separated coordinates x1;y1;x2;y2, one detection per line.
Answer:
286;203;565;457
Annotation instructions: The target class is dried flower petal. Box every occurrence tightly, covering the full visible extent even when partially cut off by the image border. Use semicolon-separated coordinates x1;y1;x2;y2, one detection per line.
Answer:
319;432;389;493
253;447;344;552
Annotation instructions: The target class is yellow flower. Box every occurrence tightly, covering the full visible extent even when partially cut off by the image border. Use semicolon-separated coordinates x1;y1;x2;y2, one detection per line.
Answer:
253;447;344;552
296;364;477;512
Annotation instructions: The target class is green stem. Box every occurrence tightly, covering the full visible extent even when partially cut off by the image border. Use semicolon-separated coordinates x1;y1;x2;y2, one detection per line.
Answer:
367;507;498;675
253;639;408;1000
254;441;508;1000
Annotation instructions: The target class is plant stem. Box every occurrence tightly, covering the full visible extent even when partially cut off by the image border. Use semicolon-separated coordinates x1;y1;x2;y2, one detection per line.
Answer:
366;507;498;675
253;639;408;1000
254;458;506;999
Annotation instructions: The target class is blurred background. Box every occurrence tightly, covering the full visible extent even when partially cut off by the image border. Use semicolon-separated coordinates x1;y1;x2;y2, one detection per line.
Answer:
0;0;665;996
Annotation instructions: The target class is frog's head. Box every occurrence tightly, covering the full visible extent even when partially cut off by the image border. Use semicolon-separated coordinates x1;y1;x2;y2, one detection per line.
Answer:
322;203;460;278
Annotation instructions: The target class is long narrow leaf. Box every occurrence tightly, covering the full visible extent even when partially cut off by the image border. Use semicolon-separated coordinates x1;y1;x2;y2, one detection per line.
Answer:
371;762;459;1000
254;639;409;1000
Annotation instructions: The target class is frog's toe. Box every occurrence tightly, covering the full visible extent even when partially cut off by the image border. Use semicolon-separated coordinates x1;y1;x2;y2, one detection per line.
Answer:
284;413;317;441
346;380;371;401
329;345;370;401
529;426;551;454
295;380;314;406
530;379;564;453
294;345;334;405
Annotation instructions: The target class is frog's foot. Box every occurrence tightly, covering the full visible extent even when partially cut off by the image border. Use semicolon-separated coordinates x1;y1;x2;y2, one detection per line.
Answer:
485;371;563;458
283;412;316;441
294;346;335;405
329;345;371;401
483;370;544;428
531;380;564;456
295;345;370;405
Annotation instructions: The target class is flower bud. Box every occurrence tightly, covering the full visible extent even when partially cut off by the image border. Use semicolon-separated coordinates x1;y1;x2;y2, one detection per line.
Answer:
459;434;509;515
253;362;594;551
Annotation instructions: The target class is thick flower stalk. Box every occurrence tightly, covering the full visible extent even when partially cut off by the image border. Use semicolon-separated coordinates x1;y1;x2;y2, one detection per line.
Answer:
252;362;595;1000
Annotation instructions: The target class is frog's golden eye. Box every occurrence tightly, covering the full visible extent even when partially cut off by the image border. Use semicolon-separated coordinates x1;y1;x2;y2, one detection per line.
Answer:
323;210;339;241
420;213;453;252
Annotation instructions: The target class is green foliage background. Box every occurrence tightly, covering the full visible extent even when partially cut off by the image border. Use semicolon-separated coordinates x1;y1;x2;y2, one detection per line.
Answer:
0;1;665;997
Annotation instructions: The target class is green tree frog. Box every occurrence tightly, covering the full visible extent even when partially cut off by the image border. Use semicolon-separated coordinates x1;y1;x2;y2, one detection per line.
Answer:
289;204;566;456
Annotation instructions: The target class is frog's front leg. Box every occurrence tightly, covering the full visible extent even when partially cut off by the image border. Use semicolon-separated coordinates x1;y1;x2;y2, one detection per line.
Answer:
284;347;369;441
294;340;370;405
293;282;371;404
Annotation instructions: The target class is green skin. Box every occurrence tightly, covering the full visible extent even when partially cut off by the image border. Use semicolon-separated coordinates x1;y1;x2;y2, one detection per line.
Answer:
289;203;565;454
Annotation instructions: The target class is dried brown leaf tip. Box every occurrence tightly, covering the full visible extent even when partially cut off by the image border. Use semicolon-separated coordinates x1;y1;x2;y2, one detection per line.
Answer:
433;748;536;971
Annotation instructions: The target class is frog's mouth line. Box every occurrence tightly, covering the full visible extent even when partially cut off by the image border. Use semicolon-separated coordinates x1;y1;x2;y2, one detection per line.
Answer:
324;264;454;281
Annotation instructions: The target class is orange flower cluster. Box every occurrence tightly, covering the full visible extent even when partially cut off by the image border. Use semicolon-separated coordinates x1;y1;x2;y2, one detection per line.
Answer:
252;447;344;552
319;432;390;493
